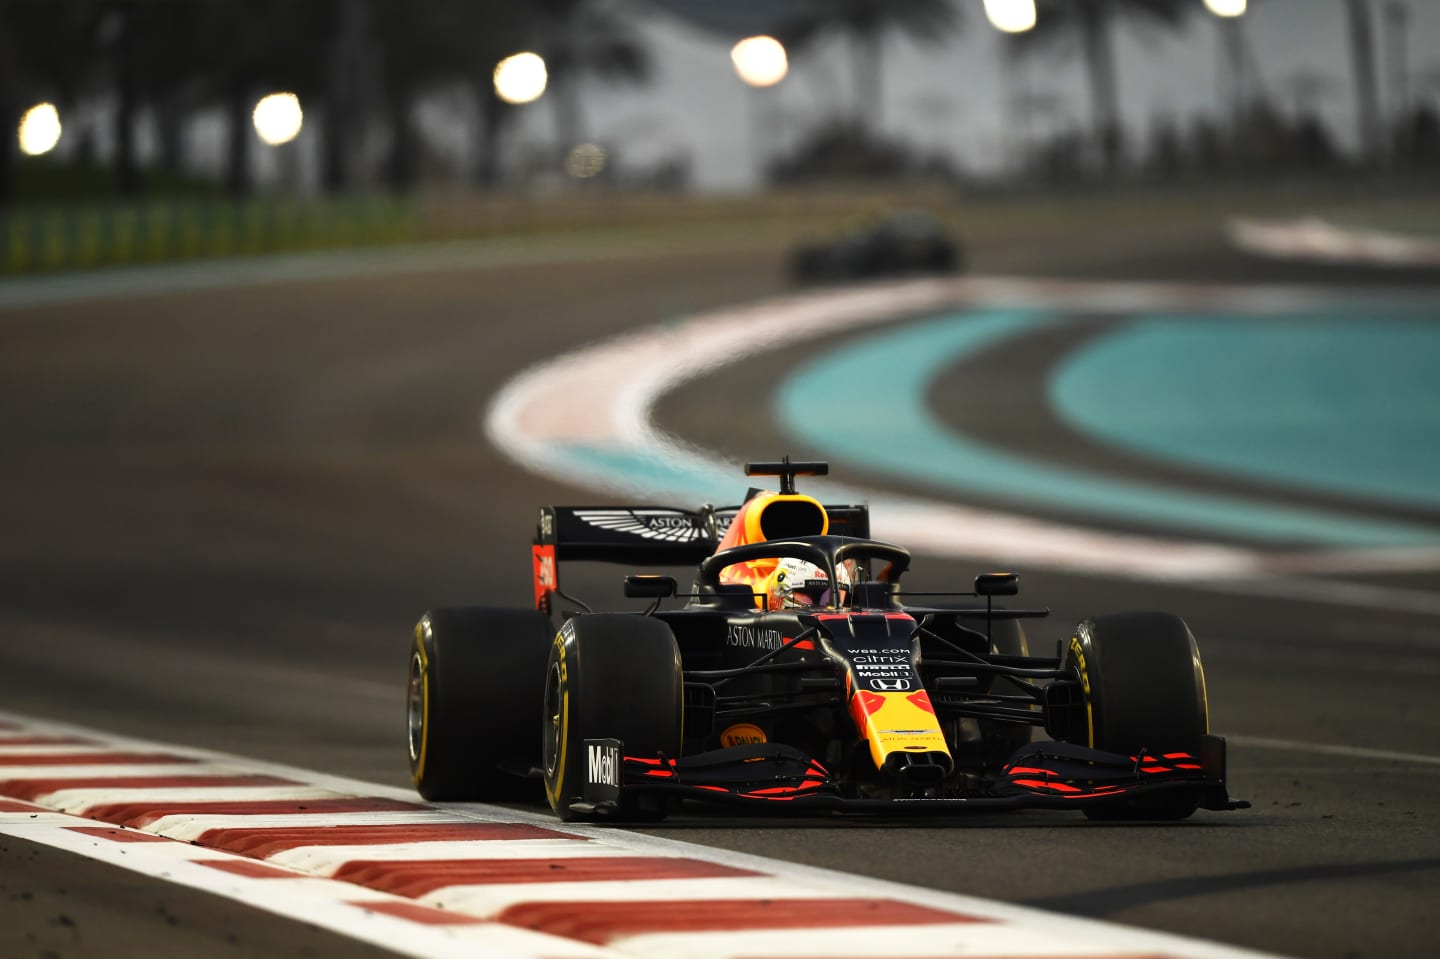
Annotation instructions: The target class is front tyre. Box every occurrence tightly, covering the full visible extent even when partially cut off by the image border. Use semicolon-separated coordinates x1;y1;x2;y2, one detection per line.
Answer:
543;614;682;822
1061;611;1209;821
408;606;551;802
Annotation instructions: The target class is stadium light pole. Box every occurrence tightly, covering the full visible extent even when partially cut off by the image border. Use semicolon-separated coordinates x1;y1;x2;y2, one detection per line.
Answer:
1204;0;1249;135
493;52;548;106
731;36;789;190
1385;1;1410;136
1344;0;1384;166
984;2;1038;174
731;35;788;89
18;103;62;156
253;92;304;146
253;92;304;191
1202;0;1246;16
983;0;1037;34
484;53;547;189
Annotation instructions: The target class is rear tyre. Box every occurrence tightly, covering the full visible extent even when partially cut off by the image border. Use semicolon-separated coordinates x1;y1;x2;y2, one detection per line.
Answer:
1060;611;1209;821
408;606;551;801
543;614;682;822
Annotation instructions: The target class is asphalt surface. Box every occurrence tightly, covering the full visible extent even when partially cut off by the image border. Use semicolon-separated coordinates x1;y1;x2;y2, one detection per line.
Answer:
1;217;1438;958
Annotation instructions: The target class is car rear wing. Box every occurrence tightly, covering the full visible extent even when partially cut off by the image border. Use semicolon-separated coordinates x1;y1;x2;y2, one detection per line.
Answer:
532;503;870;613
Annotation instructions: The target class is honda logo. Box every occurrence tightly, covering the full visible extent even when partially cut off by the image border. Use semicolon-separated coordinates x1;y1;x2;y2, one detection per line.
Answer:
870;678;912;691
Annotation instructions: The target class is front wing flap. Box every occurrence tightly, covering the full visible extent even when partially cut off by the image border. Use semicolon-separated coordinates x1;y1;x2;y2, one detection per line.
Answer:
576;736;1248;816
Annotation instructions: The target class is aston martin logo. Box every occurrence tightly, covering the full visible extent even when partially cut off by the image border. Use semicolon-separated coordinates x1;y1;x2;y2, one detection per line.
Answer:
574;509;706;543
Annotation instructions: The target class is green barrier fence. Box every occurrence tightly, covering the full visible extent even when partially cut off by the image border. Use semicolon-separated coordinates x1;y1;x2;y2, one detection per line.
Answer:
0;195;421;275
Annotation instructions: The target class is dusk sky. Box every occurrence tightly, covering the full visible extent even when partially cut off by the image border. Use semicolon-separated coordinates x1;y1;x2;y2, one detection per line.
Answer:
496;0;1440;190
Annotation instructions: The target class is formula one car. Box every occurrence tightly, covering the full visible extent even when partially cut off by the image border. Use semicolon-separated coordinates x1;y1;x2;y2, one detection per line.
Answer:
407;459;1246;822
789;209;962;283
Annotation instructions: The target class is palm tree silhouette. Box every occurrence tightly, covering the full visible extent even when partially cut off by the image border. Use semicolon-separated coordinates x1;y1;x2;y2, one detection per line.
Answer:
0;0;102;204
1008;0;1196;175
1342;0;1383;165
781;0;958;135
537;0;650;154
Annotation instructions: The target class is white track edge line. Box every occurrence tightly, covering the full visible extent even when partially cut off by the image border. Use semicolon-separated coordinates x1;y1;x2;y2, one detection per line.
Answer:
483;277;1440;611
0;708;1285;959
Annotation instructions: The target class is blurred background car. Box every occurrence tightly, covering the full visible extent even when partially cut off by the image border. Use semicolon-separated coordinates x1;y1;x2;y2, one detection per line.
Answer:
788;209;963;283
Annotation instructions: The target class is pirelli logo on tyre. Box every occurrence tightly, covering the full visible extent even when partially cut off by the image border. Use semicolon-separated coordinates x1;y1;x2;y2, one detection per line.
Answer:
543;626;571;809
1069;634;1095;747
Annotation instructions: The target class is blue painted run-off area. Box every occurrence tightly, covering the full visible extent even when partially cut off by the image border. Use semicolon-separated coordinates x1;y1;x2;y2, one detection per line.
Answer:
1050;314;1440;513
776;308;1440;548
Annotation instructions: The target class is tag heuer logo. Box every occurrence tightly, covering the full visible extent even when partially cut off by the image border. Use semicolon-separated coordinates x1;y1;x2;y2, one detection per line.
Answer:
575;509;704;543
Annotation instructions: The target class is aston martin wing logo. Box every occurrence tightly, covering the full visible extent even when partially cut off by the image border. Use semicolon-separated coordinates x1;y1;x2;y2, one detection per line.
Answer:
573;509;707;543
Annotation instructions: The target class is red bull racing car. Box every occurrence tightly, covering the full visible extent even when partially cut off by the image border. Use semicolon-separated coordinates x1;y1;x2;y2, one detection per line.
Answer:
407;459;1246;822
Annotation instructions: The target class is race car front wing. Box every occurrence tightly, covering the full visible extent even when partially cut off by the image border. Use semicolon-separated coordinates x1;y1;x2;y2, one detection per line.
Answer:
567;737;1249;817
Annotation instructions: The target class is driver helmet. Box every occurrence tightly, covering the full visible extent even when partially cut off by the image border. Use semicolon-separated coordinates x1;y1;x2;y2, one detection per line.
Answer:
767;557;852;611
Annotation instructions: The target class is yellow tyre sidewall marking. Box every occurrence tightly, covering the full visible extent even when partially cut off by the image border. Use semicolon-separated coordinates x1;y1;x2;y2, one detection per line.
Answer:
544;628;569;808
1196;648;1211;734
411;621;430;784
1068;635;1095;748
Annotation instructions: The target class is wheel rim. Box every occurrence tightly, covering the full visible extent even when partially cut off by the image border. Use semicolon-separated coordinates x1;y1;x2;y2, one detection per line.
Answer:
406;651;425;764
542;659;562;779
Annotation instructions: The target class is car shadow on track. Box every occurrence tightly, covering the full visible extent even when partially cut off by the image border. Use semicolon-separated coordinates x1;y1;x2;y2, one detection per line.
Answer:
1020;855;1440;916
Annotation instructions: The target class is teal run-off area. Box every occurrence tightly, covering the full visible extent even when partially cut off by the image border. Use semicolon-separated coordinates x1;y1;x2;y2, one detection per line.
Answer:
777;307;1440;548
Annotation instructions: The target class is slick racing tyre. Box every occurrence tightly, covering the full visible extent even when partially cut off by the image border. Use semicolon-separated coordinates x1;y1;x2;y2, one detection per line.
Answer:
543;613;682;822
408;606;551;801
1061;611;1209;821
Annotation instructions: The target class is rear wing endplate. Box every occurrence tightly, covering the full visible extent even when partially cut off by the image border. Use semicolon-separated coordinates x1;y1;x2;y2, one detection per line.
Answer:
532;503;870;613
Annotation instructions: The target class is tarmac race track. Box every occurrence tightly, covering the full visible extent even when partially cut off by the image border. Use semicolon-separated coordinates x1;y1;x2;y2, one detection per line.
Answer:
1;219;1438;958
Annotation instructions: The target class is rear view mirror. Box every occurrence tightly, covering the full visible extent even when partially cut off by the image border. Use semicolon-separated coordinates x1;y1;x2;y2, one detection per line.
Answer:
624;575;677;599
975;572;1018;597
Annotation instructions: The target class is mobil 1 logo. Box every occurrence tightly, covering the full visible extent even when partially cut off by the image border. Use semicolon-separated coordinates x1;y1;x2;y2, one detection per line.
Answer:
850;647;916;692
583;737;622;804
